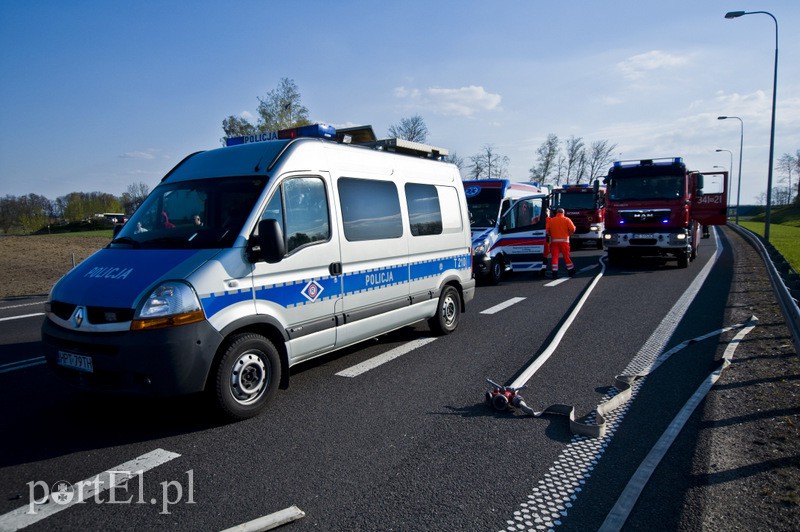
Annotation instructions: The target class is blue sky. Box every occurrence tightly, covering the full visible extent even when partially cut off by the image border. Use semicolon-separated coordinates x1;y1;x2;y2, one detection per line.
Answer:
1;1;798;205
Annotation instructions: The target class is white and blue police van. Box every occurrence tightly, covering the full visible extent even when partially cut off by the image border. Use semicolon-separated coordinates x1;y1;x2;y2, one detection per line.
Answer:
42;124;475;419
463;179;549;284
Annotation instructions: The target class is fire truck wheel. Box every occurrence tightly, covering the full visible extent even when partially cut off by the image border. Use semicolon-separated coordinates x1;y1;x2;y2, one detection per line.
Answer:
429;285;461;335
488;257;503;285
677;251;689;269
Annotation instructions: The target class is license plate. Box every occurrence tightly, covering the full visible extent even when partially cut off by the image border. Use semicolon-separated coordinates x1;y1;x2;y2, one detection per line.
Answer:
57;351;94;373
636;234;655;239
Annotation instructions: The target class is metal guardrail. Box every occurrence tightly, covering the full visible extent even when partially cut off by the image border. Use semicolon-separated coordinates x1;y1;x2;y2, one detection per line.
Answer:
728;223;800;355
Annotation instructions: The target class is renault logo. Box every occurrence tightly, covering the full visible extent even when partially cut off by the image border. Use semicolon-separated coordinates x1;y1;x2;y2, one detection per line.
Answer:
74;307;85;329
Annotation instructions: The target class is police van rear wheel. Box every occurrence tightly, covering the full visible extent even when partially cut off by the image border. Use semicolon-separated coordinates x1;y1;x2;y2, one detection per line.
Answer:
213;333;281;420
429;285;461;335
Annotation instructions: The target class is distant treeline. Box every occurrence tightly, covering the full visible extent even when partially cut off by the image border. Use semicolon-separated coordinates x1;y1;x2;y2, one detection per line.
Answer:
0;182;150;234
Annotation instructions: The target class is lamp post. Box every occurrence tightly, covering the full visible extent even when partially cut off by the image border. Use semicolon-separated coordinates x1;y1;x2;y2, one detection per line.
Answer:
718;116;744;223
725;10;778;240
715;149;733;217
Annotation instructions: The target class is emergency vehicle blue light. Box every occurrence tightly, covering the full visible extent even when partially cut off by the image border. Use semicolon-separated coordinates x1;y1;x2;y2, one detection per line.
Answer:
662;218;669;223
225;123;336;147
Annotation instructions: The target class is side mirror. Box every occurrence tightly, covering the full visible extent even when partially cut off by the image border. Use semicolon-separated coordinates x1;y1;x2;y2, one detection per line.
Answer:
113;224;123;237
250;219;285;264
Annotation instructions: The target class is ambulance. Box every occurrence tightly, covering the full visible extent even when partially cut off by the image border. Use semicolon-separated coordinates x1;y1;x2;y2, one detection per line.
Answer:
462;179;549;284
41;124;475;419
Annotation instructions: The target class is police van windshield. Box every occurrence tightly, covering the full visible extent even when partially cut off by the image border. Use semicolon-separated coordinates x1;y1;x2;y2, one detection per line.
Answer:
551;191;597;210
112;176;267;249
608;175;683;201
466;188;502;228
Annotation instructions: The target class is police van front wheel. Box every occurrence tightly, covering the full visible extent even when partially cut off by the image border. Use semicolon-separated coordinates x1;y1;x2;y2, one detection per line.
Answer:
429;285;461;335
213;333;281;420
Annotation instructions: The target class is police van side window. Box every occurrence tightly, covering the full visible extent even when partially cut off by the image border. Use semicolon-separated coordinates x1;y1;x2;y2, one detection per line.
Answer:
338;178;402;241
405;183;442;236
262;176;330;254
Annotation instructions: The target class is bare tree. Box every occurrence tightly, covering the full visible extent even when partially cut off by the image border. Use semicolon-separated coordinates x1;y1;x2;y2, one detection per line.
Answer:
587;140;618;182
122;182;151;214
388;115;429;143
448;151;466;178
469;144;509;180
256;78;311;132
564;136;585;183
221;78;311;145
529;134;560;184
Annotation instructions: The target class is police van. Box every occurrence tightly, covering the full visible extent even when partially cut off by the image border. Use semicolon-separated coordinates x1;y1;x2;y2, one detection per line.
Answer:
41;124;475;419
463;179;549;284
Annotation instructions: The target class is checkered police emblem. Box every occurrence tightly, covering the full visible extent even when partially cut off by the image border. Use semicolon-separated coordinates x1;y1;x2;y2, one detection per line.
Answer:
301;280;324;302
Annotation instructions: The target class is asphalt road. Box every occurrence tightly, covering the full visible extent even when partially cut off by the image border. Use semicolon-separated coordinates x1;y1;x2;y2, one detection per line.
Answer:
0;229;748;531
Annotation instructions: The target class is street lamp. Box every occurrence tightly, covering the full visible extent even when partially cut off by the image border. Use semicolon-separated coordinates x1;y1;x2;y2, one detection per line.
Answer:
718;116;744;223
715;149;733;217
725;10;778;240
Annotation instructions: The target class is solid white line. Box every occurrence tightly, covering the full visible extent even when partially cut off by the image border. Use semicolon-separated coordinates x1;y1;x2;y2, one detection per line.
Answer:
600;319;757;531
0;313;44;322
0;448;181;531
0;357;46;374
480;297;526;315
219;505;305;532
335;337;437;378
510;259;606;389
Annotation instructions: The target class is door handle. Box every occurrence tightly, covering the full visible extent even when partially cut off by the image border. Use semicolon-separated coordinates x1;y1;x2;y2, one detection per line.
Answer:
329;262;342;276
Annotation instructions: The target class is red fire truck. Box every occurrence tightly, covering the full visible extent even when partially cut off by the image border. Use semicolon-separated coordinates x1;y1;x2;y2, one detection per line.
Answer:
602;157;727;268
550;182;606;249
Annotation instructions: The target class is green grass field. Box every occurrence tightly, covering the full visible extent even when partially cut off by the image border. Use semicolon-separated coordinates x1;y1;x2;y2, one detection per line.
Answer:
738;221;800;273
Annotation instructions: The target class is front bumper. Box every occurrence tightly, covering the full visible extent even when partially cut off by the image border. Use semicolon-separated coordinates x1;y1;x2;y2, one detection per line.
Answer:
602;230;688;250
41;318;224;396
472;253;492;277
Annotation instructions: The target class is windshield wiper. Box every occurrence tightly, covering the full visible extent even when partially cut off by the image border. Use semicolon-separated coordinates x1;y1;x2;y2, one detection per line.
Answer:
109;236;140;248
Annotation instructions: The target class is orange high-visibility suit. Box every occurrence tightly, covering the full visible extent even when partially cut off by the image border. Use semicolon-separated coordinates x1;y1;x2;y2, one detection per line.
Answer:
546;210;576;275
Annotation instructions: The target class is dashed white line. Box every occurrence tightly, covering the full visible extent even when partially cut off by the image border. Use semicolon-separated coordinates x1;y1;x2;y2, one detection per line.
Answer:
0;301;46;311
219;505;305;532
480;297;526;315
336;337;437;377
0;313;44;322
0;357;46;374
0;448;181;531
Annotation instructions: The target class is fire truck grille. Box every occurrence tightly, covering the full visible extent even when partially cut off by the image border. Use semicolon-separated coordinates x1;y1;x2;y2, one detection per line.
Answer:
619;209;671;224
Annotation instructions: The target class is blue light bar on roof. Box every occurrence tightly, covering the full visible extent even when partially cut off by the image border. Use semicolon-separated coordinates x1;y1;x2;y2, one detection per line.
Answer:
226;123;336;146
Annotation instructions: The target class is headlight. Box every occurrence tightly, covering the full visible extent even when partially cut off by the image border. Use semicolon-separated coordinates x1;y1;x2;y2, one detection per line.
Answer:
132;281;204;330
590;225;600;232
473;239;490;255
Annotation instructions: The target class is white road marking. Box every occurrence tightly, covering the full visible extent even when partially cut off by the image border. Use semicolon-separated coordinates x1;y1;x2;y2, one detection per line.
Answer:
219;505;305;532
0;448;181;531
336;337;437;377
501;228;724;531
480;297;526;315
0;357;46;374
0;301;46;311
600;317;758;531
0;313;44;322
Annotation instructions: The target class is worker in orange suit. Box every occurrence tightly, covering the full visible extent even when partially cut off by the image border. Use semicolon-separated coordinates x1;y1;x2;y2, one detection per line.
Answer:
546;208;576;278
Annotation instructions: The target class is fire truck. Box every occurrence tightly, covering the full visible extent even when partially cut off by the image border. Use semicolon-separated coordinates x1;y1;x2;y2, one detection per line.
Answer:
602;157;727;268
550;182;606;249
